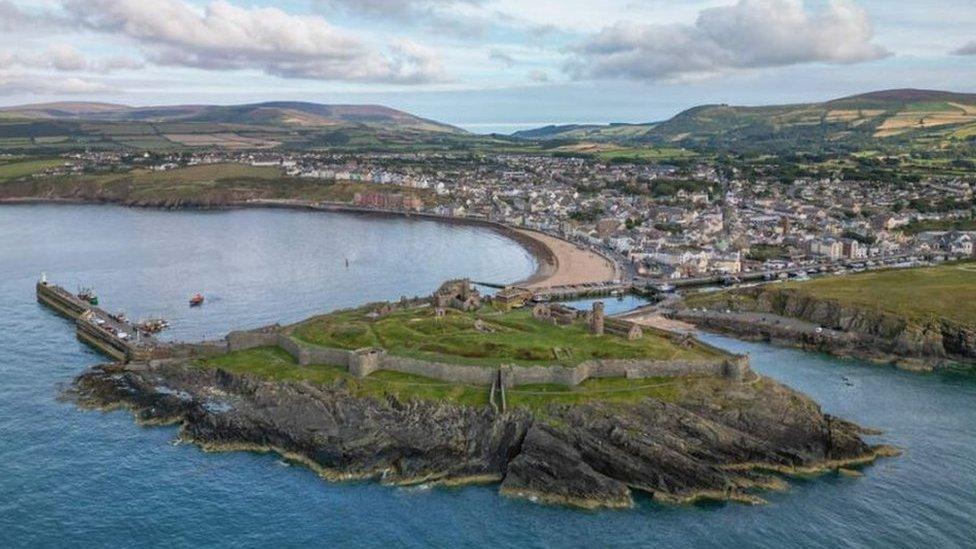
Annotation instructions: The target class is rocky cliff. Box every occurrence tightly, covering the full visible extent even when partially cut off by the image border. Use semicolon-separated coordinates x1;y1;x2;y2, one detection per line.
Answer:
679;287;976;369
70;360;894;509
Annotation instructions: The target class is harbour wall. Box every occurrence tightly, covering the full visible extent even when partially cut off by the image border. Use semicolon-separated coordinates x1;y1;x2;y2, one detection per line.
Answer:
37;281;159;363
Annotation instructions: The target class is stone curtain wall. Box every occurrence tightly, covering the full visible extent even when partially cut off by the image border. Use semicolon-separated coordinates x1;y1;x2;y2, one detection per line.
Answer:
220;327;749;386
227;330;278;351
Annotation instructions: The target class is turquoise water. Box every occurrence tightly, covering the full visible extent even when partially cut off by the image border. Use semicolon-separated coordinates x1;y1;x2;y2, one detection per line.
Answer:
560;295;652;316
2;205;975;548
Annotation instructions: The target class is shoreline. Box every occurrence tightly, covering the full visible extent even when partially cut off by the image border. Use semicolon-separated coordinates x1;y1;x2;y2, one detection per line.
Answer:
670;309;971;372
0;196;614;289
71;358;891;511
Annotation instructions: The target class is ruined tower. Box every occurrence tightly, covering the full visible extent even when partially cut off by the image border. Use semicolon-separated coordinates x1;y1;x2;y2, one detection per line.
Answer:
590;301;605;336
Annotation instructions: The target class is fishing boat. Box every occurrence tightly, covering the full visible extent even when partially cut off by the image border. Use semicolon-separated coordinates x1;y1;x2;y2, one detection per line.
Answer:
77;287;98;306
137;318;169;334
189;293;204;307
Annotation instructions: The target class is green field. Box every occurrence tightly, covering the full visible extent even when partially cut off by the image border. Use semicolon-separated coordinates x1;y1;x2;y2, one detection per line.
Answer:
777;264;976;324
0;163;438;206
902;218;976;235
197;346;729;410
290;306;716;367
0;158;62;181
594;146;698;162
689;263;976;325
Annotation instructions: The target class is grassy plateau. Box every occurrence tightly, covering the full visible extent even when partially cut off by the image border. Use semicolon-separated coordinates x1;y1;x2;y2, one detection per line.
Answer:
290;305;717;367
687;262;976;326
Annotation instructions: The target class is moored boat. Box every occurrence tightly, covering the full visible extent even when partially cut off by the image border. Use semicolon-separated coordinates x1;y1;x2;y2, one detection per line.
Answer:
77;287;98;306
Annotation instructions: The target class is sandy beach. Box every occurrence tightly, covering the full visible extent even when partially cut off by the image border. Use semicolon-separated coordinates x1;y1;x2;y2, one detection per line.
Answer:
515;229;618;289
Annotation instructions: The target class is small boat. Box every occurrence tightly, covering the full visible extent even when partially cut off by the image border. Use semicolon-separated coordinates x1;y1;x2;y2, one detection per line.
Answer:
189;293;205;307
137;318;169;334
109;311;127;323
77;287;98;306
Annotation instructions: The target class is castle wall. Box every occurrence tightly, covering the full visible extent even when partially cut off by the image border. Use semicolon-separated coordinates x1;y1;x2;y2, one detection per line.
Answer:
227;330;277;351
208;317;750;387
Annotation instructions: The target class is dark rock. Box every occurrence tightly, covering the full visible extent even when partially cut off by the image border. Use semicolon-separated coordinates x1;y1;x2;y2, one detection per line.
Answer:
70;360;892;509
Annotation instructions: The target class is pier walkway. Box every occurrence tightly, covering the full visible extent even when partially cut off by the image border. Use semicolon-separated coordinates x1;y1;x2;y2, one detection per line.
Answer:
36;280;160;362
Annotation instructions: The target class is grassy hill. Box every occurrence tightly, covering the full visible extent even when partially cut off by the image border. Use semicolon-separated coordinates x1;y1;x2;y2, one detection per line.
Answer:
515;89;976;154
291;304;716;368
0;101;461;132
0;101;506;153
0;163;440;207
686;262;976;326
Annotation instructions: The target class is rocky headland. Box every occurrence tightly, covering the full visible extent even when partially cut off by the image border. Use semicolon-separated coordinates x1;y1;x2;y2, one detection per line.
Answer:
672;285;976;371
69;358;895;509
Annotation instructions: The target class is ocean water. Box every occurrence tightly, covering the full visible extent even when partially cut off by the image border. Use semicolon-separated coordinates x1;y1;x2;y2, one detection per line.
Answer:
1;204;975;548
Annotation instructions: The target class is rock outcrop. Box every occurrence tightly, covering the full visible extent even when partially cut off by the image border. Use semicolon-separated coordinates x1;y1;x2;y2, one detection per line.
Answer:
69;360;894;509
677;287;976;370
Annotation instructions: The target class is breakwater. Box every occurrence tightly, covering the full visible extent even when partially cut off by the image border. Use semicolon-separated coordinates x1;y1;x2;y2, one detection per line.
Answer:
36;281;159;362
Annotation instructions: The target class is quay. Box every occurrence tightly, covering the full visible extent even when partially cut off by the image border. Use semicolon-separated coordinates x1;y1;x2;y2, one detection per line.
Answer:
531;281;631;301
36;278;160;362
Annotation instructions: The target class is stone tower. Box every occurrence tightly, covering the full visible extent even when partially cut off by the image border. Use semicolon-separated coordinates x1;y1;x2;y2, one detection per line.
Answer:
590;301;605;335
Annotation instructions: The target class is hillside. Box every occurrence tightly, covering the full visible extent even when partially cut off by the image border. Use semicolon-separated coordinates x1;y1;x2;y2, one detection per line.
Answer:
0;101;461;132
0;101;481;153
515;89;976;153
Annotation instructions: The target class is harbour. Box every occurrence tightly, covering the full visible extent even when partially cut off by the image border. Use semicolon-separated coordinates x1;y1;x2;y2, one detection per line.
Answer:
36;278;161;362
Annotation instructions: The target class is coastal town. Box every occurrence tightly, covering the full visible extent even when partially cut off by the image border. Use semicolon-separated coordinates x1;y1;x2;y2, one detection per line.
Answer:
29;149;976;288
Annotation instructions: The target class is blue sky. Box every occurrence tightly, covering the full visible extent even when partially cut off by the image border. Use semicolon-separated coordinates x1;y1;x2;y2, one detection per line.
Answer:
0;0;974;132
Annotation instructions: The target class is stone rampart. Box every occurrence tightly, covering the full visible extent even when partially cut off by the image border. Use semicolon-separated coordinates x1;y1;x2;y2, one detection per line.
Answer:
227;330;278;352
276;334;310;365
307;346;354;368
378;355;498;385
218;327;750;387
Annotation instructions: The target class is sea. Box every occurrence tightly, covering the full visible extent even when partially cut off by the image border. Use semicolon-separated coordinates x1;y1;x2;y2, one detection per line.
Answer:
1;204;974;548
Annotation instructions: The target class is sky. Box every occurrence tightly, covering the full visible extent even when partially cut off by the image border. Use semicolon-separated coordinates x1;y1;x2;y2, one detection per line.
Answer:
0;0;974;132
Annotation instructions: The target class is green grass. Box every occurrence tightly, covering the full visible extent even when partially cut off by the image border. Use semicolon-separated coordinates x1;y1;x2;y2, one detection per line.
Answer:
291;306;717;367
507;376;689;408
196;346;725;409
197;346;489;406
594;146;698;162
902;218;976;235
0;158;62;181
2;163;440;206
689;263;976;326
746;244;789;261
775;263;976;324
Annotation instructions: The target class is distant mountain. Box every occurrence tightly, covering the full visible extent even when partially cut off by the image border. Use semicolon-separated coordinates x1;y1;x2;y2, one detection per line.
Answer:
0;101;463;133
514;89;976;153
0;101;483;152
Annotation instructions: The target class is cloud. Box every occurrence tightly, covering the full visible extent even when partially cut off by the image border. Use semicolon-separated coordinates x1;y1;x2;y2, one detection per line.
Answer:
0;0;64;30
317;0;485;19
953;41;976;55
566;0;890;82
0;74;116;96
60;0;445;84
489;49;516;66
0;45;143;73
527;69;549;82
